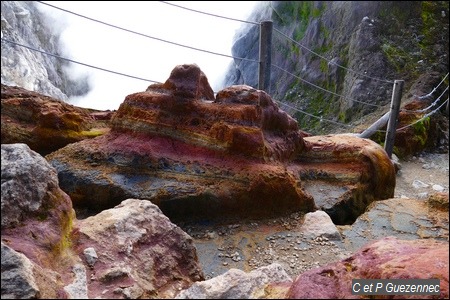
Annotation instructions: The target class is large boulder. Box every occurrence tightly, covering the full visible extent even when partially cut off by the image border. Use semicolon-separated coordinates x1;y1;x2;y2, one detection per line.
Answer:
1;143;76;298
46;64;395;223
46;64;316;221
75;199;205;299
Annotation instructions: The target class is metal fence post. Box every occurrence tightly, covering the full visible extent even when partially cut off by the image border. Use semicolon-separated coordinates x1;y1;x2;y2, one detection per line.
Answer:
258;20;273;93
384;80;404;158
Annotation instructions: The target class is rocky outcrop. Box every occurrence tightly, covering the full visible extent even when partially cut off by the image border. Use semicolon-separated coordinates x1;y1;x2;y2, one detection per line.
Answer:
1;143;76;298
1;143;205;299
287;236;449;299
46;64;395;223
291;133;396;224
1;1;90;100
1;84;111;156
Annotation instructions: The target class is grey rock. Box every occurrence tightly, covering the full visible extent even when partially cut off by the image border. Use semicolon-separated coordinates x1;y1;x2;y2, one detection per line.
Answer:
1;143;58;228
175;263;292;299
1;242;40;299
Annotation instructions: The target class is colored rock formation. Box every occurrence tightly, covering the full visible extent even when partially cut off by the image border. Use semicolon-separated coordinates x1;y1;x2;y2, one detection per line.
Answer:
45;64;395;223
1;84;111;156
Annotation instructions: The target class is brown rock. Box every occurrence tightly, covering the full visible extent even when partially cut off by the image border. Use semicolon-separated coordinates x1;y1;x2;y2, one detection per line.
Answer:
289;134;396;224
1;84;111;155
46;64;395;224
287;236;449;299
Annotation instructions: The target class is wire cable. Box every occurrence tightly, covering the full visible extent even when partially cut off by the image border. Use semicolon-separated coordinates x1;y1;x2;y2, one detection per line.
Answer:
1;38;161;83
402;85;449;113
415;72;449;99
273;28;394;84
35;1;258;64
271;64;384;108
159;1;260;25
274;99;352;128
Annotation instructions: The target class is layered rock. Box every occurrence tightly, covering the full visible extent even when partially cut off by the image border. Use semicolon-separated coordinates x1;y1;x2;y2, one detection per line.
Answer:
1;84;111;156
291;133;396;224
46;63;395;223
287;236;449;299
46;64;316;221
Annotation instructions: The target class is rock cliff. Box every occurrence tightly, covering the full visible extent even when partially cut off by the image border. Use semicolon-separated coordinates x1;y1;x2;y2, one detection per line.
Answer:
1;1;90;100
223;1;449;136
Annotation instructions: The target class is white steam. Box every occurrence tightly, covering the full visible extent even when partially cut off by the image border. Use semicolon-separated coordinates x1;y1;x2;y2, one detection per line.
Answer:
35;1;259;110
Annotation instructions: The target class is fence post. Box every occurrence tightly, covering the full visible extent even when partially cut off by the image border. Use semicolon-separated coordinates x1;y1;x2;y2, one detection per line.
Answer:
384;80;404;158
258;20;273;93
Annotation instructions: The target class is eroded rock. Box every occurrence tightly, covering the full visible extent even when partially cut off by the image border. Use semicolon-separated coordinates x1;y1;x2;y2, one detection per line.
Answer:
175;263;292;299
46;64;395;224
1;84;111;156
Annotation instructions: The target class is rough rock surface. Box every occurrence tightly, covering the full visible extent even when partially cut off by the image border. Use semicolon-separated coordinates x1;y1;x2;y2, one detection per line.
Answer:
1;144;206;299
1;242;40;299
1;84;111;156
340;195;449;252
75;199;205;299
175;263;292;299
1;143;76;298
46;64;395;224
224;1;449;138
291;133;395;224
287;236;449;299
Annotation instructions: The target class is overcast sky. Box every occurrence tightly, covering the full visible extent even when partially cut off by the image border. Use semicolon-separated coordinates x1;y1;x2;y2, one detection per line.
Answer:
36;1;260;110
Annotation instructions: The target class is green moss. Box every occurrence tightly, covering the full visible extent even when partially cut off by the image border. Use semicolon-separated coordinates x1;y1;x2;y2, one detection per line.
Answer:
411;116;430;146
381;42;418;76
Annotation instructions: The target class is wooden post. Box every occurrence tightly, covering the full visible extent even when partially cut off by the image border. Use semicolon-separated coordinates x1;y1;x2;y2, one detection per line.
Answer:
384;80;404;158
258;20;273;93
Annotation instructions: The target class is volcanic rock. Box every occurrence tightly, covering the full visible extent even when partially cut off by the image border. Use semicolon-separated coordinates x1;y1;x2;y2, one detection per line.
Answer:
1;84;111;156
46;64;395;224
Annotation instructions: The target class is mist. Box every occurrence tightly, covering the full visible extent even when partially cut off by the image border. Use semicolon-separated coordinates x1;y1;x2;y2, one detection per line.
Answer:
36;1;259;110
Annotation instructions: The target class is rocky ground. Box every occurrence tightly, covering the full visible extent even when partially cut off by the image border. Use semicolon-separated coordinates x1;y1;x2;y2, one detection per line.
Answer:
177;150;449;280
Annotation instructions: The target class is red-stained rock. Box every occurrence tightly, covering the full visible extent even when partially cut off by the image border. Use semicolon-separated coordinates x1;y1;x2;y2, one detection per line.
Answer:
46;64;395;224
147;63;214;100
1;143;76;298
1;84;111;156
287;236;449;299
